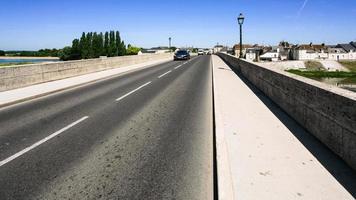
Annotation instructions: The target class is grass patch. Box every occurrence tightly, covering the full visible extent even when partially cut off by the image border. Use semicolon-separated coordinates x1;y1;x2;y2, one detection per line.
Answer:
0;62;34;68
339;61;356;72
286;69;356;78
304;60;325;71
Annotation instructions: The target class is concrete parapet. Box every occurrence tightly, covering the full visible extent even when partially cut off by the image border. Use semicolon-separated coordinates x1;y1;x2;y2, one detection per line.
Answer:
0;54;172;91
218;53;356;171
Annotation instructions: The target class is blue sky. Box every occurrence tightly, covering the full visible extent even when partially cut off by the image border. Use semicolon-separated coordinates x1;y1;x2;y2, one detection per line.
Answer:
0;0;355;50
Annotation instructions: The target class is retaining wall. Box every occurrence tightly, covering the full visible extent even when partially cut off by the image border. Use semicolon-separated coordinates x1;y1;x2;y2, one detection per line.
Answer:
218;53;356;170
0;53;172;91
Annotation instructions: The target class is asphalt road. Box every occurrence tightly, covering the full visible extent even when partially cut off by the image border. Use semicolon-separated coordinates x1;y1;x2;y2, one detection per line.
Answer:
0;55;214;200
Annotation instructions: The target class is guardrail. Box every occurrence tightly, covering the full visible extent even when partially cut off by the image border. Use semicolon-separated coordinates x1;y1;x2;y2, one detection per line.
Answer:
218;53;356;171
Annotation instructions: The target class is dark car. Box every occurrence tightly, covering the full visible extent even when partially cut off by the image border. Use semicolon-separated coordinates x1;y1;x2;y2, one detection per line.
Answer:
174;50;190;60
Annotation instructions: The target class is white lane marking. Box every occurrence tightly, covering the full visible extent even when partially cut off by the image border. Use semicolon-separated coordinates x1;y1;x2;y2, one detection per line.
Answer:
116;81;151;101
174;65;182;69
0;116;89;167
158;70;172;78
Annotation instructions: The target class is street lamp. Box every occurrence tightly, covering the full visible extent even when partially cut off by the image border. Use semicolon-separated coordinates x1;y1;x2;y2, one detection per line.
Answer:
169;37;172;53
238;13;245;58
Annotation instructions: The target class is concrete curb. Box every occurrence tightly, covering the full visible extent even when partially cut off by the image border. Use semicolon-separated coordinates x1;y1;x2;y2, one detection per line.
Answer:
212;56;235;200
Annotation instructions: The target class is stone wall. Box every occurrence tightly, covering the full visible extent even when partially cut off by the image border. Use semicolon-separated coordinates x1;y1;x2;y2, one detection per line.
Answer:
218;53;356;170
0;54;172;91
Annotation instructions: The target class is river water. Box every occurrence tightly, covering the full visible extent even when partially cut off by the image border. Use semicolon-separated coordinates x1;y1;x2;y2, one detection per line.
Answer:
0;58;59;64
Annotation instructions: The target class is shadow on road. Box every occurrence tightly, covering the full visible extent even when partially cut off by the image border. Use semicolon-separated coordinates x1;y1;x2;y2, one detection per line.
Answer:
225;63;356;198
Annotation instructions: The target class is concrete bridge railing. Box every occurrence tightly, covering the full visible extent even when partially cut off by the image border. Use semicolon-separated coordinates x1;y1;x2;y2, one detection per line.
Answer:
218;53;356;171
0;53;172;92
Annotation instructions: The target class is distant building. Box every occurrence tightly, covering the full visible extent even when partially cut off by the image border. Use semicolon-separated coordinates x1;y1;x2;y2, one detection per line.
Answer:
290;43;328;60
332;42;356;60
245;47;263;62
219;46;234;55
258;45;289;62
213;45;224;54
233;44;253;57
351;41;356;48
328;47;348;61
260;46;280;62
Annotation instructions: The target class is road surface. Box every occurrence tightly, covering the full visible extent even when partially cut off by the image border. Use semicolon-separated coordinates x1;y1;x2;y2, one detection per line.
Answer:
0;56;214;199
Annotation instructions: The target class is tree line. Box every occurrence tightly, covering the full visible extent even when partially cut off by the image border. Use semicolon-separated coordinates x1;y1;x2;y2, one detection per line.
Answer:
0;49;60;57
0;30;142;60
59;31;127;61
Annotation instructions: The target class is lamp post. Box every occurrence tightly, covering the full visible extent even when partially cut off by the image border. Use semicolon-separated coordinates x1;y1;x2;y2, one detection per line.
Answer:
238;13;245;58
169;37;172;53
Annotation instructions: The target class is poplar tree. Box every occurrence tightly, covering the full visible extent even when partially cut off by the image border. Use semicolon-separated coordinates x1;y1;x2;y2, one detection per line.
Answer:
98;32;104;56
116;31;126;56
62;30;126;60
109;31;116;57
71;39;81;60
92;32;102;58
87;32;94;58
120;41;126;56
80;32;89;59
104;32;109;56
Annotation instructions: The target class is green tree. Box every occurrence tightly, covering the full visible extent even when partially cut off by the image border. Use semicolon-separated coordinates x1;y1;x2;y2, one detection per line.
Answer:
126;44;141;55
104;32;109;56
120;41;126;55
108;31;116;57
115;31;121;56
116;31;126;56
98;32;104;56
87;32;94;58
0;50;5;56
58;46;72;61
169;46;177;52
80;32;89;59
92;32;101;58
70;39;81;60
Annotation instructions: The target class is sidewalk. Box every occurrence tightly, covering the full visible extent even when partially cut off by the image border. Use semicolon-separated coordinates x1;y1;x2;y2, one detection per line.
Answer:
212;55;354;200
0;58;171;108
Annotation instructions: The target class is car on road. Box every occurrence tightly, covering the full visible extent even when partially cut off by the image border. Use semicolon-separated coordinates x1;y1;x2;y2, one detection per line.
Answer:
198;49;204;55
174;50;191;60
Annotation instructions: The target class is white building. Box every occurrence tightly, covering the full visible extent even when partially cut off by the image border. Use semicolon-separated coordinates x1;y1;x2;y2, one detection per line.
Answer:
328;48;348;61
213;45;224;54
260;46;288;62
245;48;257;61
291;43;328;60
329;43;356;60
260;51;279;62
291;42;356;61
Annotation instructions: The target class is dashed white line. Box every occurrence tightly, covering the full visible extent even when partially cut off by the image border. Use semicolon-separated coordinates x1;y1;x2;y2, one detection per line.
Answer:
0;116;89;167
158;70;172;78
116;81;152;101
174;65;182;69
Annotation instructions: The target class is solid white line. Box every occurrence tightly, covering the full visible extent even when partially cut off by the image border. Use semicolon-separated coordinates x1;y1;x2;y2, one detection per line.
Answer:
116;81;151;101
174;65;182;69
158;70;172;78
0;116;89;167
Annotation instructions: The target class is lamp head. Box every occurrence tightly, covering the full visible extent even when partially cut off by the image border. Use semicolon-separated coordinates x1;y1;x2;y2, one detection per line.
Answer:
238;13;245;25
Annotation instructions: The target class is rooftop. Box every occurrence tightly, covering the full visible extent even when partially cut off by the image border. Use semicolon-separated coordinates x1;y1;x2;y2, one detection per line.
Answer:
336;43;356;52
